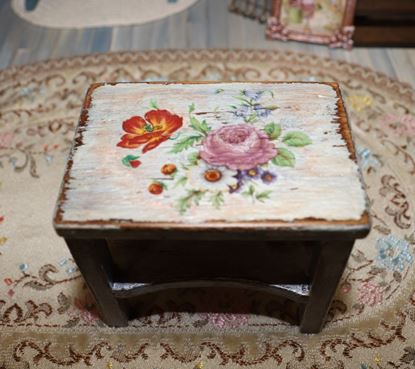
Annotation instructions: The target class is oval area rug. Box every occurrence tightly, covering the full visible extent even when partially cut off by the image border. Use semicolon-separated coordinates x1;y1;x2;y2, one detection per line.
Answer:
0;49;415;368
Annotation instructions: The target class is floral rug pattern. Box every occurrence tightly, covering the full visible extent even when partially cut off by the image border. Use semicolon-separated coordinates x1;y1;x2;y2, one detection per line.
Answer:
0;49;414;368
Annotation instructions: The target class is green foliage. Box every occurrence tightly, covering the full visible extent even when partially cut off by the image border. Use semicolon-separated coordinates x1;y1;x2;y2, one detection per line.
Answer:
263;105;279;110
272;148;296;167
244;112;258;123
215;88;224;94
242;185;256;198
282;131;312;147
190;116;211;136
255;190;272;202
264;123;282;140
149;99;159;109
174;176;187;188
171;135;203;153
210;191;224;209
234;95;252;105
121;155;140;167
188;103;195;113
187;152;199;166
242;185;272;202
176;190;205;214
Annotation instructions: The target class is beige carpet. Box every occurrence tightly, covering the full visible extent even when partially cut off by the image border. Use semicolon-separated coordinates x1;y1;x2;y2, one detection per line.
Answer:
0;49;415;368
11;0;199;28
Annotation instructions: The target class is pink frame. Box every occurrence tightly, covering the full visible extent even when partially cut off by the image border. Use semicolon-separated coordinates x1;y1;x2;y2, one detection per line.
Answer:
266;0;357;49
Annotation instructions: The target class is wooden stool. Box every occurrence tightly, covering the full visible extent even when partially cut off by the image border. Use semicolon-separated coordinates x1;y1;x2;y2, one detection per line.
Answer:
54;81;370;333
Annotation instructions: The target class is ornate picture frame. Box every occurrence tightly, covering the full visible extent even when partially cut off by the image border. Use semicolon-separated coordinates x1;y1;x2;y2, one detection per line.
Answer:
266;0;357;49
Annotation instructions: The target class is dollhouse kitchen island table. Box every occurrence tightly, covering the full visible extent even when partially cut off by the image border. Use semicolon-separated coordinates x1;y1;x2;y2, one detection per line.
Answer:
53;81;370;333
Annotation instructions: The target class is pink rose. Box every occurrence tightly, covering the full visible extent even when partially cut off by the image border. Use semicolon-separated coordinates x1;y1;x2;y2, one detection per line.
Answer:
200;124;277;170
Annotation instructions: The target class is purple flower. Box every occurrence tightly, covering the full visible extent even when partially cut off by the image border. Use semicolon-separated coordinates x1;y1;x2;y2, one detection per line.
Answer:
229;180;243;193
244;167;262;179
243;90;264;101
253;104;272;118
233;104;251;118
261;171;277;184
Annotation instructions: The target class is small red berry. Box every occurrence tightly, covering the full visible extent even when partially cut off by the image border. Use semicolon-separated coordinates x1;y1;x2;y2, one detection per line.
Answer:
148;182;163;195
130;159;141;168
161;163;177;175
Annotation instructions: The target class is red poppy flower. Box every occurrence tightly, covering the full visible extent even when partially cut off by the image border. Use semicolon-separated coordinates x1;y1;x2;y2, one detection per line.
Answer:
117;109;183;153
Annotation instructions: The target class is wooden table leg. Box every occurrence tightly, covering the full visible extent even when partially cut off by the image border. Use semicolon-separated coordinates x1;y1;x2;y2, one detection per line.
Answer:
300;240;354;333
65;238;129;327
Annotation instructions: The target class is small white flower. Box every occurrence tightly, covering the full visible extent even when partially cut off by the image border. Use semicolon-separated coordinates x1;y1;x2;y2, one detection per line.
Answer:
186;161;237;192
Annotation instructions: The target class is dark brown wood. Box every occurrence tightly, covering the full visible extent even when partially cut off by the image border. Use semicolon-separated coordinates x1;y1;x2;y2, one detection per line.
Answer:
353;0;415;46
354;25;415;47
112;280;310;303
355;0;415;16
300;240;354;333
108;239;314;285
65;238;129;327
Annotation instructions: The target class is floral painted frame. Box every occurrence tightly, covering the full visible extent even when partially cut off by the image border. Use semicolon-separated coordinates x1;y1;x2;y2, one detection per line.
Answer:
266;0;357;49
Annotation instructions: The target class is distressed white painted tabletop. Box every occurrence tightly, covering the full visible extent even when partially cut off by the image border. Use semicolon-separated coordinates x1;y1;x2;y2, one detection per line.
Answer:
56;82;368;225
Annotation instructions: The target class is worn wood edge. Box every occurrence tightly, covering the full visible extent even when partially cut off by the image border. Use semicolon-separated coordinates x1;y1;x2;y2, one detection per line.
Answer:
53;83;102;228
54;213;370;240
53;81;371;236
111;279;310;303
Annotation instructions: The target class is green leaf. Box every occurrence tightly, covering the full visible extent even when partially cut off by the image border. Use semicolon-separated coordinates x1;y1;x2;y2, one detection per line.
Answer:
264;123;282;140
263;105;279;110
150;99;158;109
242;185;256;198
215;88;224;94
187;152;199;166
176;190;205;214
174;176;187;188
272;148;296;167
210;191;224;209
121;155;140;167
282;131;312;147
170;135;203;153
188;103;195;113
234;96;252;105
244;112;258;123
190;116;211;135
256;190;272;202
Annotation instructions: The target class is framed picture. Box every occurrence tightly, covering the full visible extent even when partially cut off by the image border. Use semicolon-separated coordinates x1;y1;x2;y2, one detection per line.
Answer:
266;0;357;49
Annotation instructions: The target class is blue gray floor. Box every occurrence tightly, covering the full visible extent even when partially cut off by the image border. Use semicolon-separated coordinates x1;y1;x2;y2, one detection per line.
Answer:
0;0;414;87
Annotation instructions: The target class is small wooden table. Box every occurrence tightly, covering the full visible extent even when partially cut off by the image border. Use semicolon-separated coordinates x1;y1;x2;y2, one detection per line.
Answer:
54;81;370;333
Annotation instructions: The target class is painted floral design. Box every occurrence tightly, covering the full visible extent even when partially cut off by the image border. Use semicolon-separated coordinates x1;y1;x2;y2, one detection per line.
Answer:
232;89;277;122
376;235;413;272
186;161;238;192
117;109;183;167
118;89;312;213
200;124;277;170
